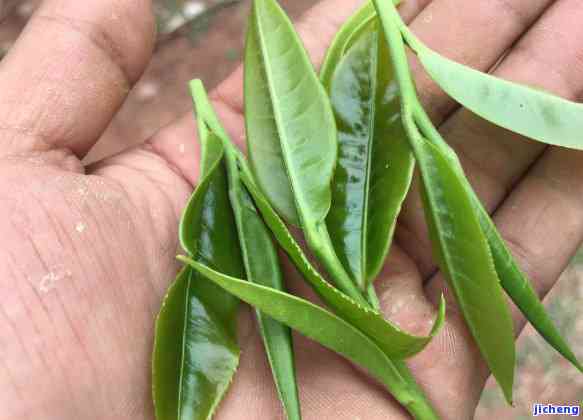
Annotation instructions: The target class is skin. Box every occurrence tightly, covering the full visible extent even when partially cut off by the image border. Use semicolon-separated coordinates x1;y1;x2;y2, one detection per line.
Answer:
0;0;582;418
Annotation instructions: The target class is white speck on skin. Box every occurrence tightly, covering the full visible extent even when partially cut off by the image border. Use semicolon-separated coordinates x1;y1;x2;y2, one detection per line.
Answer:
423;13;433;23
163;1;206;33
183;1;206;18
137;81;159;101
75;222;86;233
38;267;72;294
179;143;185;154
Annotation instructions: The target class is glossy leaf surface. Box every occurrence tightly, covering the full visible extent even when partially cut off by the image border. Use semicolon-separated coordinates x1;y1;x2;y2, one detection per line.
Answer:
415;137;516;403
179;258;440;420
324;26;414;288
239;163;445;359
154;128;244;420
193;82;302;419
418;47;583;150
191;80;303;419
244;0;337;226
320;0;401;89
320;1;377;88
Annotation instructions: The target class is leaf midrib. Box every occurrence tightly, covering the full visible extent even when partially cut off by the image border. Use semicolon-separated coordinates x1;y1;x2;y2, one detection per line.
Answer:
416;138;514;395
360;30;379;286
253;0;319;227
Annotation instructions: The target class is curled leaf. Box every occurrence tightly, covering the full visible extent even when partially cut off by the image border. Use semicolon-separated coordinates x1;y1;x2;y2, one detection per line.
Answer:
320;1;377;87
191;80;303;420
180;257;440;420
239;162;445;359
154;130;244;420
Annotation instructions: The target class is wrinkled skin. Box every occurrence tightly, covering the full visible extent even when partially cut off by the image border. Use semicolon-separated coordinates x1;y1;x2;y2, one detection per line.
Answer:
1;0;582;419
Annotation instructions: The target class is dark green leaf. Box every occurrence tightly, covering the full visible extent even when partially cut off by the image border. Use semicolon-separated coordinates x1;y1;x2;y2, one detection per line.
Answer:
179;257;440;420
244;0;337;226
239;163;445;359
320;0;401;90
232;184;303;420
324;25;414;288
320;1;377;88
415;137;516;403
191;80;302;420
153;267;240;420
153;109;244;420
417;47;583;150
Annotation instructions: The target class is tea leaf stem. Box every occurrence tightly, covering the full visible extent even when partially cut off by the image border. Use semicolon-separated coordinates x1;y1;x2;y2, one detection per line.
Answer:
304;223;371;306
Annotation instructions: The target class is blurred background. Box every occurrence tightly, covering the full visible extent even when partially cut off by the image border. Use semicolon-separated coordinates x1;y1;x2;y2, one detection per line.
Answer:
1;1;581;418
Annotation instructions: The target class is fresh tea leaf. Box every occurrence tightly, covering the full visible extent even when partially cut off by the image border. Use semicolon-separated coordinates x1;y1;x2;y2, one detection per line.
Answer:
154;130;244;420
320;1;377;88
373;0;517;402
475;201;583;373
324;26;414;288
239;162;445;359
412;117;583;373
191;80;303;420
232;184;303;420
179;257;440;420
320;0;401;89
153;268;240;420
416;137;516;403
244;0;337;226
417;47;583;150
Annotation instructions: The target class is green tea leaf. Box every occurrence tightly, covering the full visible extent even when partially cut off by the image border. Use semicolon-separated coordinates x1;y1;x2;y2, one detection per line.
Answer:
320;0;401;89
412;117;583;373
153;267;240;420
415;137;516;403
153;110;245;420
475;200;583;373
417;47;583;150
179;257;440;420
191;80;303;420
244;0;337;226
233;184;303;420
320;1;377;88
406;87;583;374
239;163;445;359
324;26;414;288
372;0;516;402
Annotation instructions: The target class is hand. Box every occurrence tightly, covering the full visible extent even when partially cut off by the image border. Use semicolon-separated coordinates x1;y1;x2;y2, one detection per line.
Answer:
1;0;581;419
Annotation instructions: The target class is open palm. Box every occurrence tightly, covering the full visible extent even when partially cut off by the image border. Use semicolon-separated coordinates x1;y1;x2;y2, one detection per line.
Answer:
2;0;582;419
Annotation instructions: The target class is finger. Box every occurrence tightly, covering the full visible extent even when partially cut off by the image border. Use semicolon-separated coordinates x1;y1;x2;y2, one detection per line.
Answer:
0;0;155;159
146;0;436;185
399;0;583;274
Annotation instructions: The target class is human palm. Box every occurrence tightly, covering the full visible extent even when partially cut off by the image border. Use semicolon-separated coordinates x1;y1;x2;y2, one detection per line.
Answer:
2;0;582;419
